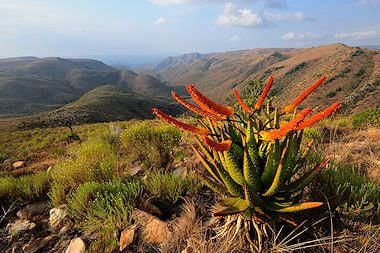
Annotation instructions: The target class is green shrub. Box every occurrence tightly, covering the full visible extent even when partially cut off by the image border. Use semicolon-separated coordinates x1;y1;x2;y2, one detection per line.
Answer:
48;139;118;206
319;164;380;221
120;122;181;169
143;171;188;205
0;171;51;200
67;180;142;253
352;108;380;128
0;177;17;198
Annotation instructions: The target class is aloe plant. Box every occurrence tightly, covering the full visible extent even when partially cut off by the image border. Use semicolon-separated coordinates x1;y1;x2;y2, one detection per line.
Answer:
153;76;341;248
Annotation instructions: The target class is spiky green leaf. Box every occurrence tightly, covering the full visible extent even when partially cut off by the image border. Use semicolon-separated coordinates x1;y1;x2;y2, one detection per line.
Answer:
214;198;249;216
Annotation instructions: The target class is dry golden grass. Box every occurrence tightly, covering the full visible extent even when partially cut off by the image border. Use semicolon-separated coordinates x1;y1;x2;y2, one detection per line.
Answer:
320;127;380;184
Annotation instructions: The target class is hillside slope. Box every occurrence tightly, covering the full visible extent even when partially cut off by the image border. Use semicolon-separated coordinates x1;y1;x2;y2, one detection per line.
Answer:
56;85;182;123
0;57;175;117
142;44;379;113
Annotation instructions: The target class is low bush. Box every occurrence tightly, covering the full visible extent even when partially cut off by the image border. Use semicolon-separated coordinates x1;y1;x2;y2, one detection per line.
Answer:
67;180;143;253
352;108;380;128
318;164;380;221
120;122;181;169
143;171;189;206
0;171;50;200
48;139;118;206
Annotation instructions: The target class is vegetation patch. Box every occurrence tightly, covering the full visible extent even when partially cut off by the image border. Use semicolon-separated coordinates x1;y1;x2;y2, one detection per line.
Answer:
120;122;181;169
352;108;380;128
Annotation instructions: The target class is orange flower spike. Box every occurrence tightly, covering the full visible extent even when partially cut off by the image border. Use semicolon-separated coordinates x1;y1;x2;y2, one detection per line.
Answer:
171;91;225;121
201;135;232;152
186;84;234;117
295;102;341;130
260;107;313;141
255;76;274;110
283;76;327;114
152;108;210;135
234;89;253;113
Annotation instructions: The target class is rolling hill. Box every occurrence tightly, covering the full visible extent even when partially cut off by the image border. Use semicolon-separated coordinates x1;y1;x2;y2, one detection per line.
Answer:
141;43;380;114
1;43;379;127
0;57;177;117
53;85;182;123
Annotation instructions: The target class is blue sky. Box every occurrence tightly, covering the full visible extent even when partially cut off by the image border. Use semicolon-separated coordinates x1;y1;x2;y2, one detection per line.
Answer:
0;0;379;58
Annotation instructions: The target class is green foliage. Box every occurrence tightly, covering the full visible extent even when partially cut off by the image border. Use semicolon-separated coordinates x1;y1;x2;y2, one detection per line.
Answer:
67;180;142;253
0;171;50;200
120;122;181;169
320;164;380;221
143;171;189;205
352;108;380;128
48;139;118;206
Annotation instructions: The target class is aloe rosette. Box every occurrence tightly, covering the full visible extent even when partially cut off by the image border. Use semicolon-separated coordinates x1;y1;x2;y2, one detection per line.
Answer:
152;76;340;243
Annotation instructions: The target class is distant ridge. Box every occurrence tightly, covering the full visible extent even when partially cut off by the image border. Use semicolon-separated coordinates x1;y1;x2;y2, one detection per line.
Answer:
140;43;380;114
0;57;179;118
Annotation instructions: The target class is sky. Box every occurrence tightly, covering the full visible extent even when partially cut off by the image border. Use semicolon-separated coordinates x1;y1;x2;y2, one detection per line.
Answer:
0;0;379;58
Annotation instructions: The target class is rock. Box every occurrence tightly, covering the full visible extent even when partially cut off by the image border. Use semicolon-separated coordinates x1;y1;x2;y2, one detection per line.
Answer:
12;161;26;169
119;226;136;251
16;202;49;221
129;165;143;176
173;167;187;178
6;219;36;234
22;235;56;253
135;209;172;245
65;237;85;253
49;205;68;232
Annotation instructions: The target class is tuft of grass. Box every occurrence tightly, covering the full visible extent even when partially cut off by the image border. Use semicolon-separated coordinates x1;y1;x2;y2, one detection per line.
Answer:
120;122;181;169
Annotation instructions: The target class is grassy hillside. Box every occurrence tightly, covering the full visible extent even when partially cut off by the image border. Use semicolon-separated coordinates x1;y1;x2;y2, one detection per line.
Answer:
141;43;380;113
0;108;378;252
0;57;177;117
56;85;182;123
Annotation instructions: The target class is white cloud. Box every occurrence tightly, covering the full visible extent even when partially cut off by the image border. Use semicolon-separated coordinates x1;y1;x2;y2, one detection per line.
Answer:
216;3;306;27
216;3;264;27
281;32;322;41
230;35;241;41
334;30;379;40
264;11;305;22
154;16;168;25
150;0;190;5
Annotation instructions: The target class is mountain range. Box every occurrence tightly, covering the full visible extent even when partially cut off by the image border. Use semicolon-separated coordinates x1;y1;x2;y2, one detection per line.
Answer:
0;43;379;126
140;43;379;114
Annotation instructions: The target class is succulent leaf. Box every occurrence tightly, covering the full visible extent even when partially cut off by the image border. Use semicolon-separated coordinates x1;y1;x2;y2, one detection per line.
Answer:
268;202;323;213
262;144;288;197
214;198;249;216
224;147;244;185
